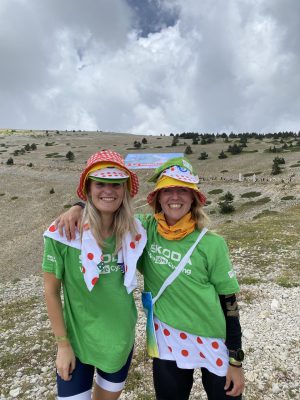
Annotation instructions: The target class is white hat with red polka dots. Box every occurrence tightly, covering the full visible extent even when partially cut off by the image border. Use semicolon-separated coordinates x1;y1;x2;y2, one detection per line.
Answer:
77;150;139;200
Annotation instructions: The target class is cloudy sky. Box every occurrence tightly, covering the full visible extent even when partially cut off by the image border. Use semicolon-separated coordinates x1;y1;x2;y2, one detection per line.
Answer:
1;0;299;134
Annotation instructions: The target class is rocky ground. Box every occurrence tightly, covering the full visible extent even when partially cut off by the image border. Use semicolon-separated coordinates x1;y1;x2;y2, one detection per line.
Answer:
1;274;299;400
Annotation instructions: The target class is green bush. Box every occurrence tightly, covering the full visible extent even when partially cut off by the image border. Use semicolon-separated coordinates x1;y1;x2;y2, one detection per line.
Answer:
66;151;75;161
240;191;261;198
219;201;235;214
184;145;193;155
218;150;227;159
223;191;234;202
218;191;235;214
271;162;281;175
198;152;208;160
208;189;223;195
6;157;14;165
281;196;295;201
133;141;141;149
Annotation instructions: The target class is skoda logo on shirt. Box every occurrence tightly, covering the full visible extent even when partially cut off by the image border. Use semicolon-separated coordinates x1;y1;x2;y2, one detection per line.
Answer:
96;254;124;274
149;244;192;276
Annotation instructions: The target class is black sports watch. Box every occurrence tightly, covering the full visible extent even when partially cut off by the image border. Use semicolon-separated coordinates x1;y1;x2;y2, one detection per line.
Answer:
229;349;244;362
229;349;244;368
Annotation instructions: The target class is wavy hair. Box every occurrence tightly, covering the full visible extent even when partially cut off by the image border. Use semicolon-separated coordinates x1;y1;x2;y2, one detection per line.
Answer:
81;182;138;253
150;190;210;230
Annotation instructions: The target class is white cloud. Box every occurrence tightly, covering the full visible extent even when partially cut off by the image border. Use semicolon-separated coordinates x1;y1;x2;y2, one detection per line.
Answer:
0;0;299;133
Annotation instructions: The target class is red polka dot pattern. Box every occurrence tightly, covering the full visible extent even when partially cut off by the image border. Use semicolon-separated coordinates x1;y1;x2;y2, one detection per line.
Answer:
197;337;203;344
199;352;205;358
211;341;219;349
216;358;223;367
180;332;187;340
82;266;86;273
163;329;170;336
49;225;56;232
181;350;189;357
130;242;135;249
135;234;142;241
91;277;98;286
87;253;94;260
168;346;172;352
154;323;158;331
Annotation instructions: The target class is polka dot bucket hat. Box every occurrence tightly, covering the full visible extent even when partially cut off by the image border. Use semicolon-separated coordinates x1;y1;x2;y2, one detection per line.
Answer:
77;150;139;200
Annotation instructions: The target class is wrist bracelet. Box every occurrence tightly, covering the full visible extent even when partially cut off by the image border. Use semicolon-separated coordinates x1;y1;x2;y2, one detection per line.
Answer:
229;357;242;367
229;362;242;368
55;335;69;343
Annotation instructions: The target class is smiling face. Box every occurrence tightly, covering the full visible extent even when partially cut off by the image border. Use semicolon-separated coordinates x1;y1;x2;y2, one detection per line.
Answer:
89;181;125;215
158;187;194;226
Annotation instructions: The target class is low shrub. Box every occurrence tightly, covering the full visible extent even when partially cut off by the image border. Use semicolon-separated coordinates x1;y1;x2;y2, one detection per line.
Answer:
239;277;261;285
240;191;261;198
252;209;279;220
208;189;223;195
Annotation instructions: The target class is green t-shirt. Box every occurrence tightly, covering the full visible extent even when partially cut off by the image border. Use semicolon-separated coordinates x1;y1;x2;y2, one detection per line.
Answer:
42;236;137;372
137;214;240;339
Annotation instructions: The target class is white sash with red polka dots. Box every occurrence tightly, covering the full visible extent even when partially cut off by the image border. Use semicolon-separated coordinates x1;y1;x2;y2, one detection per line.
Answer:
44;218;146;293
154;317;229;377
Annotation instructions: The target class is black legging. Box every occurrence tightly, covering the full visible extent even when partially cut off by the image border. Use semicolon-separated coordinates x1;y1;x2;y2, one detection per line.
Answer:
153;358;242;400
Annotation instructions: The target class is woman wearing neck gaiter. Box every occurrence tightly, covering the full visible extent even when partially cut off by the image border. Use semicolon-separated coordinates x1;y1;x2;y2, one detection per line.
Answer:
138;157;244;399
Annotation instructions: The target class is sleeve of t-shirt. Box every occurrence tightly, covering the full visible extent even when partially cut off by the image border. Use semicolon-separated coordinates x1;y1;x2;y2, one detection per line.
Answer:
42;237;65;280
206;234;240;295
135;213;152;229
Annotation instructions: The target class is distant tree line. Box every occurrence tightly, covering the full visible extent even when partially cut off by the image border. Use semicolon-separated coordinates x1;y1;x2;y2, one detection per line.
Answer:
170;131;300;140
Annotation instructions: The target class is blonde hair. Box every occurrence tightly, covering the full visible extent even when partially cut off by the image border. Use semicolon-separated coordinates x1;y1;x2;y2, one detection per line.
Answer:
150;190;210;230
81;182;138;253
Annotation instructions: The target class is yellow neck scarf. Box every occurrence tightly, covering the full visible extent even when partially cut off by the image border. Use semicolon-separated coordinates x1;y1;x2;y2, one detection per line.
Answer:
154;212;196;240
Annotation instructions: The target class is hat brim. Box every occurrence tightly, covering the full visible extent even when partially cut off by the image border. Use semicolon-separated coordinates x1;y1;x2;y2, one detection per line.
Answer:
147;186;206;206
77;161;139;200
89;176;129;184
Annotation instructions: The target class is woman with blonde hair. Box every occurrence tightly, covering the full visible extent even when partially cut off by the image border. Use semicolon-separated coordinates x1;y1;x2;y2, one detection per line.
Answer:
43;150;146;400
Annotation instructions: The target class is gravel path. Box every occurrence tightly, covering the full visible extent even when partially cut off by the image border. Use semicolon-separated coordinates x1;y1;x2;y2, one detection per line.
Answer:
0;276;299;399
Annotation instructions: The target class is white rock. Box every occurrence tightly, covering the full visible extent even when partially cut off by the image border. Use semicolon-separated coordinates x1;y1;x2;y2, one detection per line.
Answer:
272;383;280;394
242;328;254;339
9;388;21;397
271;299;280;310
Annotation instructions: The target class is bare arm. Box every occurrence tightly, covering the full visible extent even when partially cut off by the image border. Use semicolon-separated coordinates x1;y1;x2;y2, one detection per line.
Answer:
55;205;84;240
44;272;76;381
